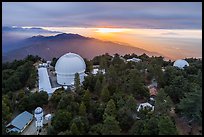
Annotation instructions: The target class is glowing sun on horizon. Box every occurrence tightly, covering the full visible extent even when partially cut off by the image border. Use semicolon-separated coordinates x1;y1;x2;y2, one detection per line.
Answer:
96;28;130;33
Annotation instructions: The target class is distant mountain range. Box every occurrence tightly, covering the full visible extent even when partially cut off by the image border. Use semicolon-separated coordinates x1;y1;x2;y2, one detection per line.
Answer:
2;26;62;53
3;33;165;62
2;26;61;33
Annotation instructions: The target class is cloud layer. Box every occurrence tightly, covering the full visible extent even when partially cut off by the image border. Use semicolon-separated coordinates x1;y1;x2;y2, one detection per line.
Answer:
2;2;202;29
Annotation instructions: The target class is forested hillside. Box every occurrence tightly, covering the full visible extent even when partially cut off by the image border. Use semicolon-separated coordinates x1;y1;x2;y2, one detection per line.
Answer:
2;53;202;135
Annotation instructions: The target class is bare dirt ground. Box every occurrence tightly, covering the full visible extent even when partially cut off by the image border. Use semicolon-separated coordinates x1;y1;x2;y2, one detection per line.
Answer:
169;107;202;135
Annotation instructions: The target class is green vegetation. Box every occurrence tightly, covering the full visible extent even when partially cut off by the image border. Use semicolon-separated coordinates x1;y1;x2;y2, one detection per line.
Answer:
2;55;48;135
2;54;202;135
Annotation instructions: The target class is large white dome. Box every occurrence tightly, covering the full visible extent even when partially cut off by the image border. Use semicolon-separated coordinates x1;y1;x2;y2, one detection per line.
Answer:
173;59;189;69
55;52;86;85
55;53;86;74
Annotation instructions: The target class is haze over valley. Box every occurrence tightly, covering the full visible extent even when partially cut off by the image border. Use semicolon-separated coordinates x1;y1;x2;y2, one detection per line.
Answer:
3;29;165;62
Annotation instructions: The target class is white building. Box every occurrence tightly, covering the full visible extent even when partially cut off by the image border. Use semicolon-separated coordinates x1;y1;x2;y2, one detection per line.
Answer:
38;63;49;68
173;59;189;69
38;67;62;95
92;68;105;75
55;52;86;86
38;67;52;93
137;102;154;112
92;65;105;75
45;114;52;121
34;107;43;129
46;61;51;66
127;57;141;63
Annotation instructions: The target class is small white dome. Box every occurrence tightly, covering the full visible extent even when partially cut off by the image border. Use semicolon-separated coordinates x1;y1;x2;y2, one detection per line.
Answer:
35;107;43;114
173;59;189;69
55;52;86;75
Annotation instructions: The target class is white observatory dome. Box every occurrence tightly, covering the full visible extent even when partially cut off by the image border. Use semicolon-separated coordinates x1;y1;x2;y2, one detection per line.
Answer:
35;107;43;114
34;107;43;128
55;52;86;86
173;59;189;69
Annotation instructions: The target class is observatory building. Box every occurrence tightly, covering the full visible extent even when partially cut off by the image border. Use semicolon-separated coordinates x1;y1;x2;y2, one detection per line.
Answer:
55;52;86;86
34;107;43;129
173;59;189;69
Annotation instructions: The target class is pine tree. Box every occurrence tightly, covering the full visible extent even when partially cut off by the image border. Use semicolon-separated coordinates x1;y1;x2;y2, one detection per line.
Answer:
101;116;121;135
82;90;91;110
79;102;87;116
70;122;80;135
103;99;116;119
155;88;173;115
128;120;145;135
94;78;102;93
178;85;202;122
142;116;159;135
100;86;110;102
99;57;107;70
74;73;80;92
52;110;72;132
158;116;178;135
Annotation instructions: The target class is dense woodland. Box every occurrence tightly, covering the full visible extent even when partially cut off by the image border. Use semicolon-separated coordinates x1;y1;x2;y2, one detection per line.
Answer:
2;53;202;135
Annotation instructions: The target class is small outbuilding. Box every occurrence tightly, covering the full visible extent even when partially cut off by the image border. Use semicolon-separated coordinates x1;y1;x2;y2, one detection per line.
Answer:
6;111;33;133
45;114;52;121
137;102;154;112
92;68;105;75
127;57;141;63
149;87;158;96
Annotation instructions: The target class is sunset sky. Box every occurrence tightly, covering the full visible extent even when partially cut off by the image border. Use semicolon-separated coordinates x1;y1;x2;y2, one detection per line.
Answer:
2;2;202;60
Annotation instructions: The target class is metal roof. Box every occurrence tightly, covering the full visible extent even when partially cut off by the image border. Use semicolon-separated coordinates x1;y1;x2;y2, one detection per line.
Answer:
7;111;33;131
38;67;52;93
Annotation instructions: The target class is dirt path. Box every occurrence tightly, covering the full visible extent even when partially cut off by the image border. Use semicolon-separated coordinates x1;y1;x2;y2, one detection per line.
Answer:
21;120;37;135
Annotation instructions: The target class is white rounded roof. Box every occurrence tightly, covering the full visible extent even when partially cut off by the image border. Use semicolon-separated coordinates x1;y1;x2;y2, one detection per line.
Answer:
173;59;189;69
55;52;86;74
35;107;43;114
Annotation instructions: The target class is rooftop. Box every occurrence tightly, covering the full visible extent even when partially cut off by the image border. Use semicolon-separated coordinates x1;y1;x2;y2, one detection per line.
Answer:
6;111;33;132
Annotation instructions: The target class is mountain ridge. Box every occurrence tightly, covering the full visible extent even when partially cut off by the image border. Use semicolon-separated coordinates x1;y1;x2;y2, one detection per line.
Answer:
3;33;167;62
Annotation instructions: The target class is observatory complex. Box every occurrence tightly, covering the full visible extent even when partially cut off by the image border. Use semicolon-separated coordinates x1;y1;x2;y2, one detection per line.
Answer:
38;52;86;95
